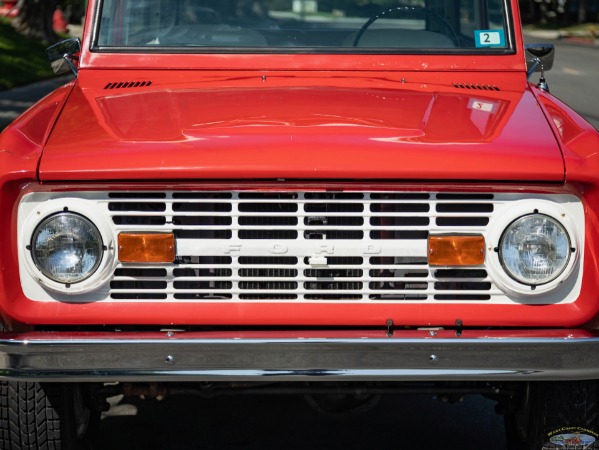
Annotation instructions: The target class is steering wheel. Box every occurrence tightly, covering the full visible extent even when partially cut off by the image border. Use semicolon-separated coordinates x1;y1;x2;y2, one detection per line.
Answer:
352;6;459;47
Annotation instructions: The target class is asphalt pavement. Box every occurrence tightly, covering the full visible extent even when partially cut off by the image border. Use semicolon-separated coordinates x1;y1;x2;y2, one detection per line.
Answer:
0;74;74;130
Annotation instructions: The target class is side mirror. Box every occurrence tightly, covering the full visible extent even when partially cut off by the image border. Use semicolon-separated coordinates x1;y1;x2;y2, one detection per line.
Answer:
46;38;81;76
525;43;555;77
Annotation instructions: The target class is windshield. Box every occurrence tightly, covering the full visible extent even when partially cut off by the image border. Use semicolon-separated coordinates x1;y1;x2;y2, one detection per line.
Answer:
95;0;511;52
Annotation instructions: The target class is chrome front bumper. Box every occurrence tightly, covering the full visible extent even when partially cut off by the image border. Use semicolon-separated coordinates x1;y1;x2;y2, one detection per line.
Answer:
1;330;599;382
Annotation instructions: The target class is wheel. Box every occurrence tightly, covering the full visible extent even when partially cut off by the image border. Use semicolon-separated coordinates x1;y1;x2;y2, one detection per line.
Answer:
505;381;599;450
0;381;100;450
352;6;459;47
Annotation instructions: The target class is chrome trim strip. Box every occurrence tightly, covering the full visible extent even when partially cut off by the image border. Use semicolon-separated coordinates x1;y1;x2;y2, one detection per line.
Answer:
1;332;599;382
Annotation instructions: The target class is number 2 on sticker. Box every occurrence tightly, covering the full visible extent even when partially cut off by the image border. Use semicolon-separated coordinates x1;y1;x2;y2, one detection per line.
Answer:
480;31;500;45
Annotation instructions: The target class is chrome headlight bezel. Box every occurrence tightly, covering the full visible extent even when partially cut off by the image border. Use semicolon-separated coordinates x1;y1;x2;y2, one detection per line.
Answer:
20;197;117;295
487;200;581;297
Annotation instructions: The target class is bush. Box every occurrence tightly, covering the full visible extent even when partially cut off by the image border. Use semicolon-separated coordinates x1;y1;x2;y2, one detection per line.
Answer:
0;17;56;90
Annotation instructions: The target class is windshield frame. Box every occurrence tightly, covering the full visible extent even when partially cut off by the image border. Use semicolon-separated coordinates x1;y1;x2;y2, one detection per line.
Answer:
89;0;517;56
80;0;526;72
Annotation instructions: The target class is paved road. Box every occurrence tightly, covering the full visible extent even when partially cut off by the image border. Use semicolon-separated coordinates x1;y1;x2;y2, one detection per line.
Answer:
526;37;599;130
0;75;74;130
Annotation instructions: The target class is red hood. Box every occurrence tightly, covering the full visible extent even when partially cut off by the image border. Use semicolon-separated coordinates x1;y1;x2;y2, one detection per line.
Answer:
40;71;563;182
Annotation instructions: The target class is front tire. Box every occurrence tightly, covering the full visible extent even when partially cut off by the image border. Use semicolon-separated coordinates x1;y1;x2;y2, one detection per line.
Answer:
0;381;100;450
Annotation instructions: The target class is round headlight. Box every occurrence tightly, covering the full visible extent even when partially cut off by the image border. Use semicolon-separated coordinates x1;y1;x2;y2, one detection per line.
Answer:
499;214;571;286
31;213;103;284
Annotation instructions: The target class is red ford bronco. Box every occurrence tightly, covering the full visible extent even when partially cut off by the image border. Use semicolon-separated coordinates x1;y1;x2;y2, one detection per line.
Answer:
1;0;599;448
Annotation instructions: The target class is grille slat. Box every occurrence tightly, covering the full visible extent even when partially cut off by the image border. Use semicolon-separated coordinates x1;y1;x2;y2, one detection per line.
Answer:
101;190;509;302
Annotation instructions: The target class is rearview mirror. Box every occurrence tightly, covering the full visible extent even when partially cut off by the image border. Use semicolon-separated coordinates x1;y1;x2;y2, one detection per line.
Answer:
46;38;81;76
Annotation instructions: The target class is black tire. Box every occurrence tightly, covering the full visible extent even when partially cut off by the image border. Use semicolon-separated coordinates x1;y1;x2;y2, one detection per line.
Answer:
505;381;599;450
0;381;100;450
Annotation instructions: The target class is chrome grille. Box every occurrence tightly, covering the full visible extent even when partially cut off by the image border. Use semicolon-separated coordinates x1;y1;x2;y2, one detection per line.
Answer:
105;191;500;302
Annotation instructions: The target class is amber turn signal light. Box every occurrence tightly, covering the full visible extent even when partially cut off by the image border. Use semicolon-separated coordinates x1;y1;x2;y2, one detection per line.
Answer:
118;233;175;263
428;235;485;266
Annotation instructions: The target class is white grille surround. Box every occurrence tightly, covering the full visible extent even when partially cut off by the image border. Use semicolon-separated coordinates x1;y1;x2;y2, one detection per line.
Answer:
18;190;584;305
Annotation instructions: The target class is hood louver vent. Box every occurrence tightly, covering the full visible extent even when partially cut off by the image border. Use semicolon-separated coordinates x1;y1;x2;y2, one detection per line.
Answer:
452;83;500;91
104;81;153;90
